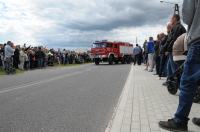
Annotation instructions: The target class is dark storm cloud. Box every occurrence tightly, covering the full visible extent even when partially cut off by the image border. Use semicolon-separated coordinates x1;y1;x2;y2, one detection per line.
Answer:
0;0;182;48
63;0;173;31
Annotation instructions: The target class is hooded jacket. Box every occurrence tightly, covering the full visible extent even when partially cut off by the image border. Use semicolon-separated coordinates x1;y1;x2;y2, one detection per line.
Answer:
173;33;187;61
183;0;200;44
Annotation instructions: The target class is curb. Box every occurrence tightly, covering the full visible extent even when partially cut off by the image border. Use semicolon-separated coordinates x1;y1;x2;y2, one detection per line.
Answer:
105;64;133;132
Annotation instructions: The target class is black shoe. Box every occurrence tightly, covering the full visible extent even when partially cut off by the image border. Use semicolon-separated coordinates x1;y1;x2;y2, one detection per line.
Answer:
192;117;200;127
159;118;188;132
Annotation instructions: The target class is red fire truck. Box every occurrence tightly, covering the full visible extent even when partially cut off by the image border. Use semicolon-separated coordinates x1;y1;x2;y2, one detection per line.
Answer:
91;40;133;65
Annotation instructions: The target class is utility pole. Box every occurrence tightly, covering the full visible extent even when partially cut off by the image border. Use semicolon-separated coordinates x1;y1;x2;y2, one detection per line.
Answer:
174;4;179;15
160;1;180;15
136;37;138;44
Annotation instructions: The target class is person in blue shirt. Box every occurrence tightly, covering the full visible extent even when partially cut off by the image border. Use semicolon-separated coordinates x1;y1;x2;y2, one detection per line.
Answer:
147;37;155;72
133;44;142;65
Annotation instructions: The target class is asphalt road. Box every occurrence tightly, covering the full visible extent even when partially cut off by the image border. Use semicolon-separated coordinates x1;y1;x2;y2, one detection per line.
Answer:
0;64;131;132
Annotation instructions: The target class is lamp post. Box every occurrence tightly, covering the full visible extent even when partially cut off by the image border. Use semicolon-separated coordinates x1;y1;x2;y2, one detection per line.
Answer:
160;0;180;15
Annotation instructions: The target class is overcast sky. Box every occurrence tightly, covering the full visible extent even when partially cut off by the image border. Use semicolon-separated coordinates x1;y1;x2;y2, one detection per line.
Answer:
0;0;182;48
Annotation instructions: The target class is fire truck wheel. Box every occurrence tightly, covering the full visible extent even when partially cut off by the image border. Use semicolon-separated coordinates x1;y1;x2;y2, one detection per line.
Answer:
122;56;128;64
94;59;100;65
121;58;125;64
126;56;131;64
108;55;114;65
115;60;119;64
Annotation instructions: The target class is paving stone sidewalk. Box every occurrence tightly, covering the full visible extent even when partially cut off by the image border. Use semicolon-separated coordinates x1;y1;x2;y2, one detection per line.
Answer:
106;65;200;132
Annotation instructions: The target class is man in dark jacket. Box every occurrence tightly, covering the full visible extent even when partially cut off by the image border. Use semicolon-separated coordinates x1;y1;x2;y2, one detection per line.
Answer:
159;0;200;131
154;34;162;75
167;15;187;53
143;40;148;64
13;46;20;69
163;14;186;84
159;34;168;77
159;23;172;78
35;47;45;68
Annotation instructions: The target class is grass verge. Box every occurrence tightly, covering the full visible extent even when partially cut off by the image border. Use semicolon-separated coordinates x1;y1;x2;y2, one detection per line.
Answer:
0;68;6;75
0;63;86;76
0;68;24;76
54;64;81;67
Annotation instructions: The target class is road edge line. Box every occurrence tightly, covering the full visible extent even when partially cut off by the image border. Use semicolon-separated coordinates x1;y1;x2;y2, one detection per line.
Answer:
105;64;133;132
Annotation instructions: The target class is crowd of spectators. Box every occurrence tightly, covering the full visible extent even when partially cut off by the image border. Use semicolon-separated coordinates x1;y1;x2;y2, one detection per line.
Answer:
141;14;186;82
129;5;199;130
0;42;92;74
138;0;200;131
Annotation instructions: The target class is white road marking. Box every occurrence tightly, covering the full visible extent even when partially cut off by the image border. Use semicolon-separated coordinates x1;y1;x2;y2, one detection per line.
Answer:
0;68;92;94
105;64;133;132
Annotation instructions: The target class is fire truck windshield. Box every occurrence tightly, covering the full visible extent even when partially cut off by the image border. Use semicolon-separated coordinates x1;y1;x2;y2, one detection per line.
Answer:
93;43;106;48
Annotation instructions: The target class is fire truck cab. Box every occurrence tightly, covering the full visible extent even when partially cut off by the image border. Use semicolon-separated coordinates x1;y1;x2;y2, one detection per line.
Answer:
91;40;133;65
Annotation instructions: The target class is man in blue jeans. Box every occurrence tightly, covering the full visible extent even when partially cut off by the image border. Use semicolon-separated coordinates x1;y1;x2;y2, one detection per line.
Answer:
159;0;200;131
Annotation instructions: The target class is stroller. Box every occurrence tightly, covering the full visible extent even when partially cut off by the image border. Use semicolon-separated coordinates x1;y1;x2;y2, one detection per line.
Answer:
167;63;200;103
